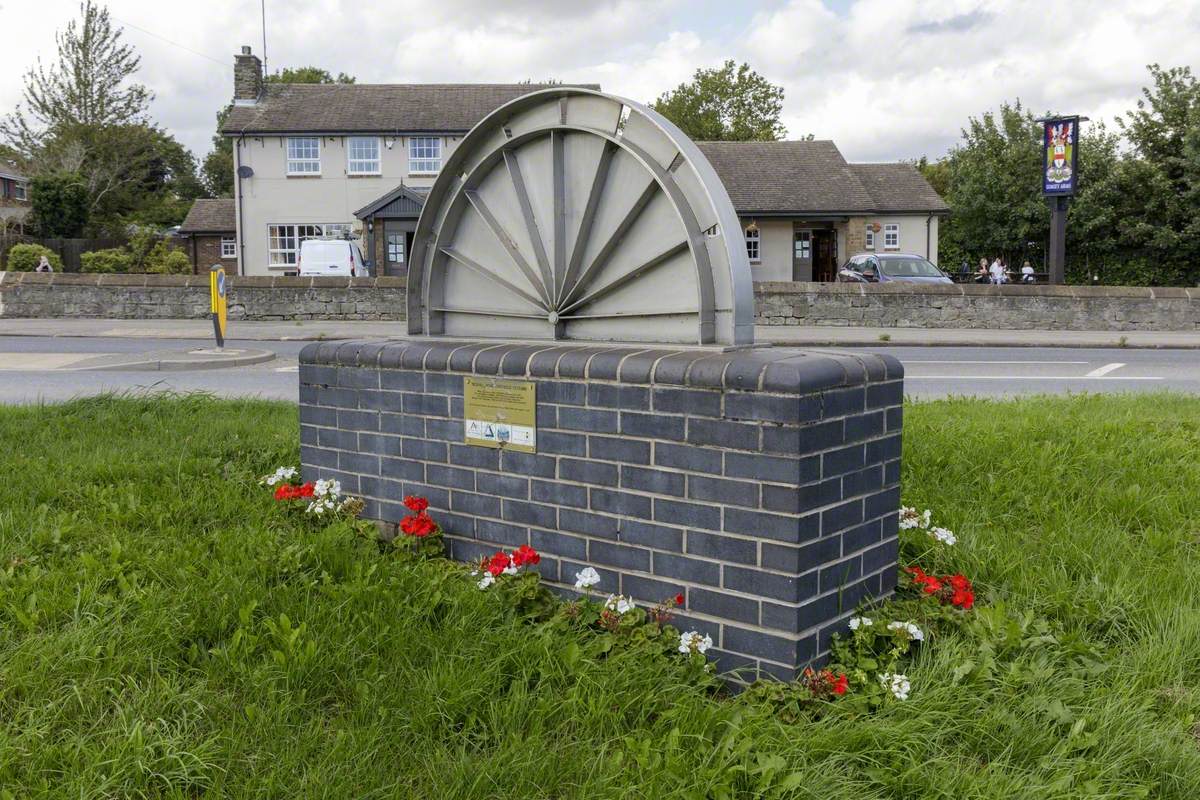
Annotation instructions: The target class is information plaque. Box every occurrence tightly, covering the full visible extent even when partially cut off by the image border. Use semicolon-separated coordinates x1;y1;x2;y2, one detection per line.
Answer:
463;377;537;453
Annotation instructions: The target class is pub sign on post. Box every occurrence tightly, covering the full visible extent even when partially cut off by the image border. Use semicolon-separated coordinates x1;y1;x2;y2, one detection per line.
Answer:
1042;116;1079;195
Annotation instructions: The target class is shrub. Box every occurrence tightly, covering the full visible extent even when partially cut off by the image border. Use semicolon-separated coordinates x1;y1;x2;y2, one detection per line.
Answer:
80;248;134;274
144;240;191;274
5;243;63;272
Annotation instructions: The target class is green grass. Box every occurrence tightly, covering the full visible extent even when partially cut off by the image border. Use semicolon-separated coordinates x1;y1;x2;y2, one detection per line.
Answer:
1;393;1199;798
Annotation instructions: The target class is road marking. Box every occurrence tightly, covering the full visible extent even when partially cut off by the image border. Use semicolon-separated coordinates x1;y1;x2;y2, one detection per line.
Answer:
275;365;299;372
908;374;1161;381
904;360;1088;365
1084;362;1125;378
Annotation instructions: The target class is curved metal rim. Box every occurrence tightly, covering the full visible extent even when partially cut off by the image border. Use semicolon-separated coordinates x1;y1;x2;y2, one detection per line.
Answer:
408;87;754;345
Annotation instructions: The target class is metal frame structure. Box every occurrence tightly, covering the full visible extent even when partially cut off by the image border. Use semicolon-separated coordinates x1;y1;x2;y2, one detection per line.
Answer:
408;88;755;345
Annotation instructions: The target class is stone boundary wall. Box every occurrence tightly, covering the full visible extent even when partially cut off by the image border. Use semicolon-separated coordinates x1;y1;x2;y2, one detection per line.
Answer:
298;339;903;680
8;272;1193;331
0;272;407;321
755;281;1200;330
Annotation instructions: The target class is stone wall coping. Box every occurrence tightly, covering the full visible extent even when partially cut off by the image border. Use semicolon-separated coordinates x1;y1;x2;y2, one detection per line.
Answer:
300;338;903;395
754;280;1200;300
0;271;408;290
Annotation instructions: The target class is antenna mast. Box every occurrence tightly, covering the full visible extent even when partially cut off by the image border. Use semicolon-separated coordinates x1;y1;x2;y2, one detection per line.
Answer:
261;0;268;75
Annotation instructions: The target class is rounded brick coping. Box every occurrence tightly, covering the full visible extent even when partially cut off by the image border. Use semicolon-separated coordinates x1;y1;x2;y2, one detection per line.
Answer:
299;339;902;394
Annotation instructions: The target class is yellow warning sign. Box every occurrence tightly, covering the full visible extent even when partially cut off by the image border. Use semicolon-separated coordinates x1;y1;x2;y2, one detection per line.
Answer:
463;377;537;453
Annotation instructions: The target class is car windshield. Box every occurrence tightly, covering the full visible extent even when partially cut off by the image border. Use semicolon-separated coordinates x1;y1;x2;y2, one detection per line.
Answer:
878;257;942;277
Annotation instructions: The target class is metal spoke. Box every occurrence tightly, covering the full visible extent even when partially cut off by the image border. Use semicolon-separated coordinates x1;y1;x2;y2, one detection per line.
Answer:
431;306;547;319
551;129;566;303
558;141;616;307
559;179;660;309
558;308;697;320
502;149;555;303
440;247;547;311
463;189;549;305
559;240;688;316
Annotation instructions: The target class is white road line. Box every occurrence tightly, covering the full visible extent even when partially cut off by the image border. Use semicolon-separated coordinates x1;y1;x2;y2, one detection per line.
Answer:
274;365;299;372
1084;362;1125;378
908;374;1161;381
904;360;1088;365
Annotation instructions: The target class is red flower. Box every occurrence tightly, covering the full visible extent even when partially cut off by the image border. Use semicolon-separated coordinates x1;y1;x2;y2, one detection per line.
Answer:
297;482;315;498
404;495;429;513
486;551;511;576
832;673;849;695
400;512;437;537
674;593;685;606
511;544;540;566
274;484;292;500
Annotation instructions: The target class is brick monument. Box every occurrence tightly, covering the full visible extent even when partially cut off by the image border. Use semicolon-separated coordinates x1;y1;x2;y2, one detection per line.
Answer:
299;88;902;680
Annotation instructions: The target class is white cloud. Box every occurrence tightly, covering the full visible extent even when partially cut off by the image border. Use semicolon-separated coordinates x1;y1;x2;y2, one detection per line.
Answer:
1;0;1197;166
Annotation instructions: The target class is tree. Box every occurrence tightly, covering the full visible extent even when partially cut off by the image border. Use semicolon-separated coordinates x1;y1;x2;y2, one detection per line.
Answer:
202;67;356;197
2;1;151;157
652;61;788;141
27;172;89;237
266;67;356;85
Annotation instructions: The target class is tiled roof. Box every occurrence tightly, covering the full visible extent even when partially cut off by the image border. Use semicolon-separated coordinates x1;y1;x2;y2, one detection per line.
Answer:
696;140;947;215
222;83;601;135
849;162;949;213
179;198;235;233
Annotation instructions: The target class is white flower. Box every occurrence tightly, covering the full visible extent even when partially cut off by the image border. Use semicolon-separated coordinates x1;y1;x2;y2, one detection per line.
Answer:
502;565;518;575
879;672;911;701
929;526;957;546
573;567;601;590
887;621;924;641
263;466;297;486
313;478;341;499
678;630;713;655
849;616;873;630
477;573;495;590
604;594;636;615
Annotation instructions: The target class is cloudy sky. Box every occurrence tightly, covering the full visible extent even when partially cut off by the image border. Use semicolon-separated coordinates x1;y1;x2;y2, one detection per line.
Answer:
2;0;1197;164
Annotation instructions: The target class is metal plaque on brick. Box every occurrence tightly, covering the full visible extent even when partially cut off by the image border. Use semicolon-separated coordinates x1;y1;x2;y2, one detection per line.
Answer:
463;377;536;453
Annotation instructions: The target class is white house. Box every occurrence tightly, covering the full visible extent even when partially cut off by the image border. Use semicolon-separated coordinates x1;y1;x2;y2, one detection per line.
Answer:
221;47;947;280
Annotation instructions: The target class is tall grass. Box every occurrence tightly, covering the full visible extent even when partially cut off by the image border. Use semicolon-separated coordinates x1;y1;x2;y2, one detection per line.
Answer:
0;393;1197;798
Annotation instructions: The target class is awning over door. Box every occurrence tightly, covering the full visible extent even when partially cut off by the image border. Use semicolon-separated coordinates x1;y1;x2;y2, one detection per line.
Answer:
354;184;428;220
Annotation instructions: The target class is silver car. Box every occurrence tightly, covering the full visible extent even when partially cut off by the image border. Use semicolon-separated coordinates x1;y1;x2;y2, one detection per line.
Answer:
838;253;953;284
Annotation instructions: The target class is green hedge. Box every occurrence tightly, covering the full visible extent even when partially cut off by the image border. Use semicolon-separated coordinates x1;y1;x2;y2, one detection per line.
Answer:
80;248;134;274
5;243;63;272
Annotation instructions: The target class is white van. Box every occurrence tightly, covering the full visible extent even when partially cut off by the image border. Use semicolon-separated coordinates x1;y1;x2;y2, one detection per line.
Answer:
298;238;372;277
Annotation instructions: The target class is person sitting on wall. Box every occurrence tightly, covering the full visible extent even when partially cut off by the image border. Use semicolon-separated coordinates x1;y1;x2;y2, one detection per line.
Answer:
975;258;990;284
1021;260;1036;284
36;255;54;273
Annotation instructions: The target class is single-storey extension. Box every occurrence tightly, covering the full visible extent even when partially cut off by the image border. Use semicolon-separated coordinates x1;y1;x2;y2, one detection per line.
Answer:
178;198;237;272
0;165;30;231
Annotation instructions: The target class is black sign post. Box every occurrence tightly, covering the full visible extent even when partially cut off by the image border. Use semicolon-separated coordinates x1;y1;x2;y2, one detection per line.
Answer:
1039;116;1084;284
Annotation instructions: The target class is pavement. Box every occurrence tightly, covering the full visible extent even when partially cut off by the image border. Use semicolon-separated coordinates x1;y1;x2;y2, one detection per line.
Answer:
1;318;1199;349
0;318;1198;403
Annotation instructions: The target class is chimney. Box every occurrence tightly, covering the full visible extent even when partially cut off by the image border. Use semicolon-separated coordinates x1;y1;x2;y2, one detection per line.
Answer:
233;45;263;106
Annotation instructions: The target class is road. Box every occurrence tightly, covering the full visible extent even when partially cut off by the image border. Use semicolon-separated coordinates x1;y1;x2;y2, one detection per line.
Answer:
1;335;1197;404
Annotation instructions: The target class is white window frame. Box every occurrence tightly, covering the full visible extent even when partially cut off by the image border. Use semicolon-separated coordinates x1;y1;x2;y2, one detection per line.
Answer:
744;226;760;263
387;232;406;264
267;223;349;267
883;223;899;250
220;236;236;258
864;225;875;250
286;137;321;175
408;137;442;174
347;136;381;175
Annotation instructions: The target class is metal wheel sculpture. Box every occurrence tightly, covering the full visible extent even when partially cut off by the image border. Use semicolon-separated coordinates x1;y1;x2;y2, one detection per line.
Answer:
408;88;754;346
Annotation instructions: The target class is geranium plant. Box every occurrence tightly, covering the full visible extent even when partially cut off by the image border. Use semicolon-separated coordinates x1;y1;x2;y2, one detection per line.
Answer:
395;495;444;559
